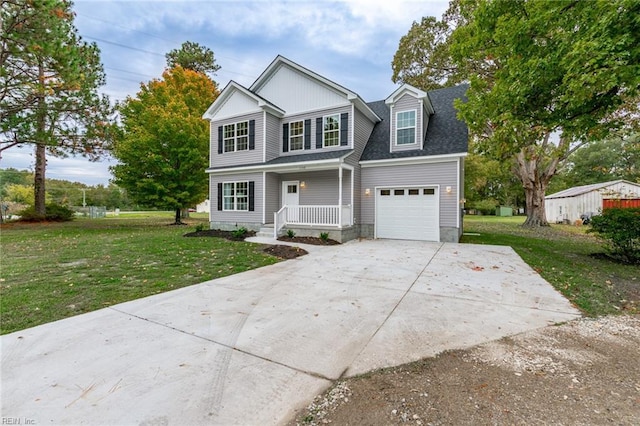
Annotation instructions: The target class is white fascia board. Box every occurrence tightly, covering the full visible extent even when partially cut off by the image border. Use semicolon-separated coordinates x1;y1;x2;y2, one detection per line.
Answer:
360;152;468;168
351;96;381;123
207;155;352;176
252;55;354;99
203;81;285;120
385;83;435;115
385;83;427;104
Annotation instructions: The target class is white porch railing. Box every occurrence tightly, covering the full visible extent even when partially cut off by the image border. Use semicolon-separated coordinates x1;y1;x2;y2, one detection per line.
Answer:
274;205;352;237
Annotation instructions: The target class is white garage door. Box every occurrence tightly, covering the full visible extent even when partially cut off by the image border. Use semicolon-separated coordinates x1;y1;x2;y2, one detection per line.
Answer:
376;187;439;241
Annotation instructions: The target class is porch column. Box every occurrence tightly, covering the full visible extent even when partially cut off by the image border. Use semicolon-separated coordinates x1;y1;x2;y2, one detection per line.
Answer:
338;165;343;228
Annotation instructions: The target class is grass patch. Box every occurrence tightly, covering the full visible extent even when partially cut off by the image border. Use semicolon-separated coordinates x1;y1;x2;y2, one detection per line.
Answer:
462;215;639;317
0;213;279;334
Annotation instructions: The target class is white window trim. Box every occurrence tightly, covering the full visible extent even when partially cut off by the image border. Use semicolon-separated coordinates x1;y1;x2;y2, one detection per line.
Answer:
289;120;304;151
222;181;249;211
395;109;417;146
223;121;249;153
323;114;340;148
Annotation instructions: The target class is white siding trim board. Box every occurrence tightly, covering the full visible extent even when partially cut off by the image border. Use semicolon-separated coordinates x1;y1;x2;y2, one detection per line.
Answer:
360;152;468;168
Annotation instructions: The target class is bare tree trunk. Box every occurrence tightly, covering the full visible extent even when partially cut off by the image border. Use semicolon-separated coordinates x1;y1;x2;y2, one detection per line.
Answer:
34;143;47;216
174;208;182;225
34;63;46;217
514;142;560;228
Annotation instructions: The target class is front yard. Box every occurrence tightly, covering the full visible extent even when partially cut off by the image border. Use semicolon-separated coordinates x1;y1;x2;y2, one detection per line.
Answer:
1;213;636;334
0;213;279;334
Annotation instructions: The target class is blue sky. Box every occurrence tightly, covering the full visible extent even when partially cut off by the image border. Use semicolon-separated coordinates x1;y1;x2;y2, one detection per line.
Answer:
2;0;448;185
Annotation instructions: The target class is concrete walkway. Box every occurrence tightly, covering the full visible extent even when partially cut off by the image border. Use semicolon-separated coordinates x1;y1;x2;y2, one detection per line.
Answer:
1;240;580;425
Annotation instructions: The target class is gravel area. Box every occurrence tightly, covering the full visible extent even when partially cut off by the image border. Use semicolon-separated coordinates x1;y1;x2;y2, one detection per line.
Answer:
289;315;640;425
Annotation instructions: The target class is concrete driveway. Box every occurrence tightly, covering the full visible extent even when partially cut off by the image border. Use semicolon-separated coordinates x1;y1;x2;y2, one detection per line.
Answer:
1;240;580;425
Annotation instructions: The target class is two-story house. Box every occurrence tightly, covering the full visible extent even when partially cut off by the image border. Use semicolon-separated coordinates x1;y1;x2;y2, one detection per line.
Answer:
202;55;468;242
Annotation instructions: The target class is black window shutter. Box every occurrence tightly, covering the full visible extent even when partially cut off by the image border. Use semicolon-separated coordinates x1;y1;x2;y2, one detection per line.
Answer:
217;126;223;154
304;119;311;150
316;117;323;148
248;120;255;150
282;123;289;153
340;113;348;146
248;181;255;212
217;182;223;210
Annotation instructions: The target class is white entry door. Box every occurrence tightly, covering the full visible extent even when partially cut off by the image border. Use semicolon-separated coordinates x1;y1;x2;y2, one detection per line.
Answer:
282;181;299;222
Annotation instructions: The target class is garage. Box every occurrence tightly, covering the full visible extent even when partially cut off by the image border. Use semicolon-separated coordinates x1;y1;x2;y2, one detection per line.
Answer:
375;186;439;241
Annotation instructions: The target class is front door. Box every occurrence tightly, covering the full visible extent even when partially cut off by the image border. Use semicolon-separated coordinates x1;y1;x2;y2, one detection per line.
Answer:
282;181;299;222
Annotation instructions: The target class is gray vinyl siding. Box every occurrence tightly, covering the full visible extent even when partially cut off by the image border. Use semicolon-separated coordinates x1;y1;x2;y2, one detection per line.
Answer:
210;112;263;168
346;106;376;224
264;112;280;162
361;161;459;227
391;94;422;153
264;172;280;222
279;169;352;206
210;172;263;223
280;105;351;156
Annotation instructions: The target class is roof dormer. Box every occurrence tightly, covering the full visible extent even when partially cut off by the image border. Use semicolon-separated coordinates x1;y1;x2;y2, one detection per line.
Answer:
385;83;434;152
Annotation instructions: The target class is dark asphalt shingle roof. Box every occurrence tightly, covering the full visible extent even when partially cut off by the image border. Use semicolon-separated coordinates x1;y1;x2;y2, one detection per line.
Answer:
360;84;469;161
264;149;353;164
206;149;353;171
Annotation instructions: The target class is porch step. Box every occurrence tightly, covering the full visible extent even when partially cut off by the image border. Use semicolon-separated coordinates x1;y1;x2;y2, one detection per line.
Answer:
256;224;275;238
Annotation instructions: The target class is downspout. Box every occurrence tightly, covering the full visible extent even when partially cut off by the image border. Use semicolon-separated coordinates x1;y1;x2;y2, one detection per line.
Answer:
338;164;343;228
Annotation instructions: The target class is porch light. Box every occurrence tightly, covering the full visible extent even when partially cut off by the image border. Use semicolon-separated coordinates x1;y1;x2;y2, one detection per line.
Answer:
365;188;371;195
446;186;452;193
300;181;306;188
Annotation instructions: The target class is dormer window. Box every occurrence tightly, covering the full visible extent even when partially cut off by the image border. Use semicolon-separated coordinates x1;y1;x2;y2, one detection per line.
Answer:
396;110;416;145
289;121;304;151
323;114;340;147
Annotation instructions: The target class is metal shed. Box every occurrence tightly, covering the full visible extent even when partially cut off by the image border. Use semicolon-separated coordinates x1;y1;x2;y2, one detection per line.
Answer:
545;179;640;223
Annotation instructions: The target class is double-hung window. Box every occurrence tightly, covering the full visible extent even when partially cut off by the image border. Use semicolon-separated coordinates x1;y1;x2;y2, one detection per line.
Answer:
323;114;340;147
396;110;416;145
222;181;248;211
289;121;304;151
223;121;249;152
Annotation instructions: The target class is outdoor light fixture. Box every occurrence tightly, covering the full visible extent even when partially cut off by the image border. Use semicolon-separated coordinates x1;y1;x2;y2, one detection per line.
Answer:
300;181;306;188
365;188;371;195
446;186;452;193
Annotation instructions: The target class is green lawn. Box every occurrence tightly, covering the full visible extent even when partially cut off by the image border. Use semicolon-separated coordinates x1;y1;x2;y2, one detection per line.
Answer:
0;213;279;334
2;213;637;334
462;215;639;317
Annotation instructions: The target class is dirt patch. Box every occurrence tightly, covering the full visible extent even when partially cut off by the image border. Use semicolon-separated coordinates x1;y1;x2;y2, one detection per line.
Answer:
183;228;256;241
263;245;309;259
278;236;340;245
289;315;640;426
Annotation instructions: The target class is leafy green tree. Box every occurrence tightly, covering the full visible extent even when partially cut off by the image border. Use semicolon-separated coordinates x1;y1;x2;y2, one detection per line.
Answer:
4;184;35;204
0;168;33;197
112;66;219;224
0;0;114;216
393;0;640;226
562;134;640;187
165;41;220;75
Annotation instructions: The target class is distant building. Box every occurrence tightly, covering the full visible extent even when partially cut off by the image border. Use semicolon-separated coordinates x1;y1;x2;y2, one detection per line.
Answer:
545;180;640;223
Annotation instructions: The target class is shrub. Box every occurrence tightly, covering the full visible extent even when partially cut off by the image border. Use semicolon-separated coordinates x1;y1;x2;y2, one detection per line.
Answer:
286;229;296;238
588;207;640;264
231;226;248;239
18;203;75;222
194;223;205;232
319;232;329;241
470;199;498;215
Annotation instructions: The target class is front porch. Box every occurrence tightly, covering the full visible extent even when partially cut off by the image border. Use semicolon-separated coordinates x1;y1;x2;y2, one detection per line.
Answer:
272;204;353;239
